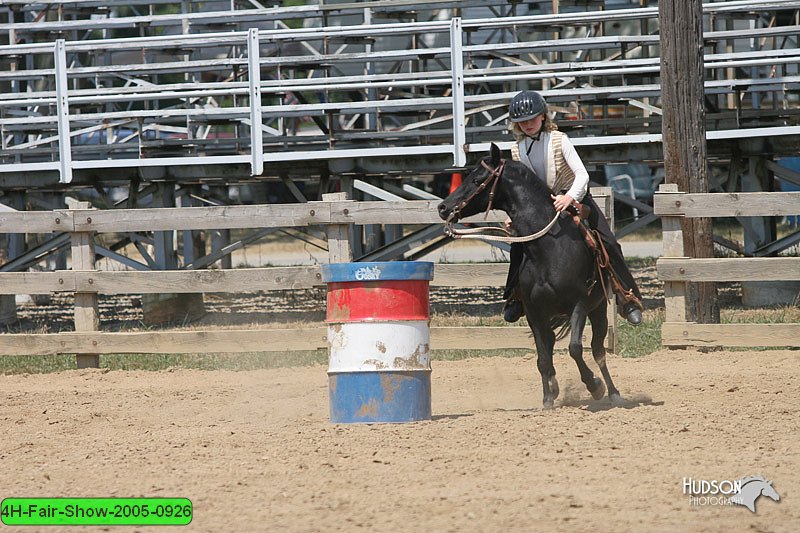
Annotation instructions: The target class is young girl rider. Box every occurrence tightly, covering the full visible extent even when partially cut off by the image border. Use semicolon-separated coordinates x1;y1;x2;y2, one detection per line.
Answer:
502;90;644;325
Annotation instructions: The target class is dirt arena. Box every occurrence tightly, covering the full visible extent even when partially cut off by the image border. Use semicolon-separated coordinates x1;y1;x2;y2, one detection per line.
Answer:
3;348;797;532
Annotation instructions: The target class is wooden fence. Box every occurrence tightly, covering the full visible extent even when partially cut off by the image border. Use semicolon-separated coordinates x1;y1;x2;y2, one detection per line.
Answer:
654;184;800;347
0;189;616;366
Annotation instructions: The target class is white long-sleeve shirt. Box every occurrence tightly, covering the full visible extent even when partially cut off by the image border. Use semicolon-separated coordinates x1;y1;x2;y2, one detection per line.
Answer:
517;131;590;202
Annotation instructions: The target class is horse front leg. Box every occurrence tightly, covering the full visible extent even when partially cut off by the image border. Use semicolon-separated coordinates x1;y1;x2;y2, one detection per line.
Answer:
588;302;624;405
528;318;558;409
568;302;606;401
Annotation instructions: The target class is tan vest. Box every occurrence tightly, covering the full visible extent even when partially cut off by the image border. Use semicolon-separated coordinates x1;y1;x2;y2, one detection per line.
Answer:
511;130;576;194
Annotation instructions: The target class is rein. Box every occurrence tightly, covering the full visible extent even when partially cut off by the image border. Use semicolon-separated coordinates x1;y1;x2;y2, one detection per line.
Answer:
444;160;506;224
444;159;560;244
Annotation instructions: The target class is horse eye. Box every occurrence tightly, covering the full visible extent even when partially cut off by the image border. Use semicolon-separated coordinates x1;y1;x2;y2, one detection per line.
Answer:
472;177;482;185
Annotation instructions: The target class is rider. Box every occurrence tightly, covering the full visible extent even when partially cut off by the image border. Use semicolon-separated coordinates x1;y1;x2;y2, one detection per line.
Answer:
502;89;644;326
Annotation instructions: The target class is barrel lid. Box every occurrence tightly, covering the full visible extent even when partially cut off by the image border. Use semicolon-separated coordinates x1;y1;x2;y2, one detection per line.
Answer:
321;261;434;283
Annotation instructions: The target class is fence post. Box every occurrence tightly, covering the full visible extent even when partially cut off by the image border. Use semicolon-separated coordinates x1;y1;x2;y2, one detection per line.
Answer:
71;201;99;368
658;183;687;326
593;186;617;354
323;192;353;264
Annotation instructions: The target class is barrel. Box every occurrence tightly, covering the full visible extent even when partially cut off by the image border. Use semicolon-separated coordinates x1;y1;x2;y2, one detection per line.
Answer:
320;261;434;424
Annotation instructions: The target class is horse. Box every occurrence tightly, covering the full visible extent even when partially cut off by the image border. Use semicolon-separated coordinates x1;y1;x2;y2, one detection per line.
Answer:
730;476;780;513
437;143;622;409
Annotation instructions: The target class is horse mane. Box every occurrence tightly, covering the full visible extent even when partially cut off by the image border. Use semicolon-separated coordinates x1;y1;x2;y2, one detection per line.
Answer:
502;158;556;201
739;476;770;486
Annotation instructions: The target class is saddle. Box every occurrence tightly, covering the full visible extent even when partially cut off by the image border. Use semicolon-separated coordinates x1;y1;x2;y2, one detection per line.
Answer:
567;202;643;317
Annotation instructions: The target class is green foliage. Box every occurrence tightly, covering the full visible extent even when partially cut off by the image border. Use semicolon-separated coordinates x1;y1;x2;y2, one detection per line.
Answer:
616;309;664;358
0;350;328;375
433;348;530;361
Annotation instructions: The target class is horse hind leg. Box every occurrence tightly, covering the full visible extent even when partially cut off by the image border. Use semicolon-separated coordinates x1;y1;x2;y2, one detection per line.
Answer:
567;303;606;401
588;303;623;405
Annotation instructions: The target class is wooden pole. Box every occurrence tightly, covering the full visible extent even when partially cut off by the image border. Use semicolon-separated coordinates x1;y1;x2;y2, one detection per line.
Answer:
71;201;100;368
323;192;352;264
594;186;617;354
659;0;719;324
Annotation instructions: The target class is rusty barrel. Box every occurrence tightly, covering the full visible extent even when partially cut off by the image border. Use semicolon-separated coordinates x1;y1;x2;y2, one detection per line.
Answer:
320;261;434;423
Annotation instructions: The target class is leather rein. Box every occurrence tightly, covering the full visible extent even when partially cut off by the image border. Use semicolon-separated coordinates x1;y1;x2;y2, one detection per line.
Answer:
443;159;560;244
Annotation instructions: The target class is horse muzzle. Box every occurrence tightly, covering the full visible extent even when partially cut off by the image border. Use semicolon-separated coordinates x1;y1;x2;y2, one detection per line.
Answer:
437;201;457;222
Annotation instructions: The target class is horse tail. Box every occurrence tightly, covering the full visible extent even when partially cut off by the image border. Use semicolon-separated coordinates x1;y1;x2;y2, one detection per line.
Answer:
550;314;572;341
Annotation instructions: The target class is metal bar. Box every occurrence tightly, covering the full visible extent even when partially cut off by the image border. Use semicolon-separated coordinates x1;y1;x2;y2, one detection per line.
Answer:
402;184;442;200
753;230;800;257
247;28;263;176
54;39;73;184
0;233;71;273
3;1;793;38
450;17;466;167
185;227;278;270
358;224;445;262
353;179;406;202
3;45;798;105
766;159;800;187
281;176;308;203
95;245;151;271
615;212;660;240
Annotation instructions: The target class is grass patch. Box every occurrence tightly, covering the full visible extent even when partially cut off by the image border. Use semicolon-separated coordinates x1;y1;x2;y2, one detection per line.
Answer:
1;307;796;375
0;354;79;374
625;256;658;269
617;309;664;358
0;350;328;375
721;306;800;323
433;348;531;361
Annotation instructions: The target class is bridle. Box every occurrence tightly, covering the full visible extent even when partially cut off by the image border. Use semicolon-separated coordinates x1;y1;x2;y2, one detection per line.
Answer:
444;159;506;224
443;159;561;244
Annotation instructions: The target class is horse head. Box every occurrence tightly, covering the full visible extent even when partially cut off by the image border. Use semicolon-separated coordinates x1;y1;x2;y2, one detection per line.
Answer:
731;476;780;513
437;143;554;231
758;479;780;502
437;143;508;223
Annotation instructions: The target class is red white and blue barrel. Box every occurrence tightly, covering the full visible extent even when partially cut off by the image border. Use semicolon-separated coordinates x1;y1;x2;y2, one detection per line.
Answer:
320;261;434;423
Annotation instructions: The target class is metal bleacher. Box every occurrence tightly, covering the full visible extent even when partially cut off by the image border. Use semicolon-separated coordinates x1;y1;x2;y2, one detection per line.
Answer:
1;0;798;192
0;0;798;274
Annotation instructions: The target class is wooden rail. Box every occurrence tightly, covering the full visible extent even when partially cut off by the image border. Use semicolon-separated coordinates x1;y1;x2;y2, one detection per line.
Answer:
654;184;800;347
0;190;615;363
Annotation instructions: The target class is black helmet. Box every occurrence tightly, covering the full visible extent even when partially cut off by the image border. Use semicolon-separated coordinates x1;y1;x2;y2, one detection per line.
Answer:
508;90;547;122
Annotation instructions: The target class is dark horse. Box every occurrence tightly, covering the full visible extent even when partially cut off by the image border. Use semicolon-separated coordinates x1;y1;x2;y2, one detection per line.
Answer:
437;143;623;409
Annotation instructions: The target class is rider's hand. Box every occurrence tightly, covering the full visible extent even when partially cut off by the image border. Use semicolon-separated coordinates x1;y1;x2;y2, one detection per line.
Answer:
550;194;575;213
503;217;513;231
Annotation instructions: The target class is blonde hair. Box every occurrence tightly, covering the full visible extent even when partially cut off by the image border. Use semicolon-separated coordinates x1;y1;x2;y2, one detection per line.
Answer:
508;113;557;142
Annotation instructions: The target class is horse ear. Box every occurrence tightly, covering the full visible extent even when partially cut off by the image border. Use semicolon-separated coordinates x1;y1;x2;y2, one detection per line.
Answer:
490;143;501;166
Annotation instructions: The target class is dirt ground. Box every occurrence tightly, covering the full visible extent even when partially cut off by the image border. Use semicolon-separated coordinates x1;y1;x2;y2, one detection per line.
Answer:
2;348;797;532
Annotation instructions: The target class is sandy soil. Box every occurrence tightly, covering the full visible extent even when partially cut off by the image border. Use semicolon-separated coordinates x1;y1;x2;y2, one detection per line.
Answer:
2;349;797;532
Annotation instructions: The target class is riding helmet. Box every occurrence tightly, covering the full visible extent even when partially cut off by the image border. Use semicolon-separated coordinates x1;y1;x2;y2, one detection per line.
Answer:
508;90;547;122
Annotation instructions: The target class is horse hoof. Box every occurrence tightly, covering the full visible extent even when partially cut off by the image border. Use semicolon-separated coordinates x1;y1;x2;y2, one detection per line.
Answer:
610;393;625;406
542;400;555;410
590;378;606;400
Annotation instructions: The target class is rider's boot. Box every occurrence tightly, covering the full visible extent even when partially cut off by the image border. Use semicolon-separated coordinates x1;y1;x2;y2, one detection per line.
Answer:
623;302;643;326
